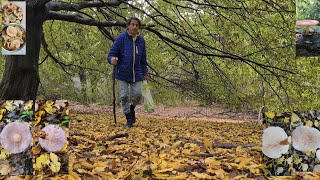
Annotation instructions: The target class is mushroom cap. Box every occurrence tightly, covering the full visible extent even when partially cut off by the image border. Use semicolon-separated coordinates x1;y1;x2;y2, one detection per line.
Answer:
13;100;24;107
314;164;320;172
316;149;320;160
38;125;67;152
12;39;21;48
296;20;319;26
13;9;22;19
292;126;320;152
6;26;17;37
3;16;10;24
0;121;32;154
54;100;68;109
34;103;39;112
262;126;289;158
7;2;17;10
7;41;15;50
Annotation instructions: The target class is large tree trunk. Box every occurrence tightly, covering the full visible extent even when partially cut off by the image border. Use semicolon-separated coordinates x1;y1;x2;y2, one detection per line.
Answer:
0;2;45;99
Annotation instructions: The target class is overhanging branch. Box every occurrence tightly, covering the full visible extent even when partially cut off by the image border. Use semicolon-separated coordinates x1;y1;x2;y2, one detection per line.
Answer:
39;0;52;7
47;11;126;27
46;0;127;11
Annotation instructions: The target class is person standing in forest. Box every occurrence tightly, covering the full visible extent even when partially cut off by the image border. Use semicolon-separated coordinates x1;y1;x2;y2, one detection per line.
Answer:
107;17;148;128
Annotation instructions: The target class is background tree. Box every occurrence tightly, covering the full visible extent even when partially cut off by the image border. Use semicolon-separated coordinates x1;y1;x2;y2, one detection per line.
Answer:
296;0;320;20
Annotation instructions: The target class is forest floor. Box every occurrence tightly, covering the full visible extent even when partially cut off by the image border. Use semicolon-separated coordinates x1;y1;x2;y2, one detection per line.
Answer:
69;102;258;123
2;103;320;179
66;103;265;179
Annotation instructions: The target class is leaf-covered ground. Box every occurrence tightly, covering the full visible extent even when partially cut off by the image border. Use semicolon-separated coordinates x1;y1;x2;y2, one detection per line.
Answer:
3;104;320;179
68;111;263;179
59;102;266;179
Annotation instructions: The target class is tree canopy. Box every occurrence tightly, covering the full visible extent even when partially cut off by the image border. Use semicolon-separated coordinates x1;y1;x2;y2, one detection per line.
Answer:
1;0;319;110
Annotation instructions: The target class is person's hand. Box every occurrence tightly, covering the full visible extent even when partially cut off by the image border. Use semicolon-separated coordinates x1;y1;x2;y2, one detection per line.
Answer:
111;57;118;65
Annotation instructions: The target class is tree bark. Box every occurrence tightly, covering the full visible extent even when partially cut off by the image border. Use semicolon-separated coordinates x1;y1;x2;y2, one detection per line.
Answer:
0;2;45;99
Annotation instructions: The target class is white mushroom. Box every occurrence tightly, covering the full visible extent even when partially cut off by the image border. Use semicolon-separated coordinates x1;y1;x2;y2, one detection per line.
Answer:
262;126;290;158
314;164;320;172
13;9;22;18
4;7;13;17
8;14;17;23
296;20;320;36
6;26;17;37
2;16;10;24
6;41;15;50
38;125;67;152
7;2;17;10
13;100;24;107
316;149;320;160
17;13;23;21
3;34;10;41
34;103;39;112
12;39;21;49
292;126;320;152
0;122;32;154
54;100;68;109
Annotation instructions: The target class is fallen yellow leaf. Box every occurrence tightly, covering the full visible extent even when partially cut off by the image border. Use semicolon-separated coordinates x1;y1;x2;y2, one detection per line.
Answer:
265;112;275;119
291;113;300;122
35;154;50;170
0;148;11;160
93;161;108;168
155;168;174;173
306;120;313;127
172;173;188;179
4;101;15;112
34;110;45;126
92;166;105;173
0;109;6;120
69;171;81;180
213;168;225;175
203;138;212;149
49;153;61;173
182;149;191;155
0;164;12;175
192;172;215;179
60;140;69;152
24;101;33;111
44;100;56;114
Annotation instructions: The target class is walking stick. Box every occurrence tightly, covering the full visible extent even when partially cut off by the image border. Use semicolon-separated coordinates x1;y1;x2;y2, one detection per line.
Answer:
113;65;117;124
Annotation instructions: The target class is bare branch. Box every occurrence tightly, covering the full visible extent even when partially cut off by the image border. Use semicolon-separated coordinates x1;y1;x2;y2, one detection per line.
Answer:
39;0;52;7
46;0;126;11
47;11;126;27
41;30;71;75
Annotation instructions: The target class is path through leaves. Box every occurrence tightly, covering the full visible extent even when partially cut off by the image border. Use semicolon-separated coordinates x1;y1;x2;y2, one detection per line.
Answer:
68;111;264;179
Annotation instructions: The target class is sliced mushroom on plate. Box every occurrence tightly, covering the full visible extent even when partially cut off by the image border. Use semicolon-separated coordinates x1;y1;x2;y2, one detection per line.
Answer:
2;2;23;25
6;26;18;37
2;24;26;51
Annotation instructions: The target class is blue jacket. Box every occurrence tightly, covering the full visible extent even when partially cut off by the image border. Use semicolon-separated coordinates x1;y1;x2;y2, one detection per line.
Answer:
107;30;148;82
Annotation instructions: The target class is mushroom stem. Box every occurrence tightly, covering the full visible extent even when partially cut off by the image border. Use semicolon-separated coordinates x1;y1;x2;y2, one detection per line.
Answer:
305;26;311;36
279;138;289;145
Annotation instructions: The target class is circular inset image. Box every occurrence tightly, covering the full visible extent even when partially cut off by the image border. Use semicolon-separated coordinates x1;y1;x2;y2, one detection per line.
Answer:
2;2;23;25
0;121;32;154
38;125;67;152
2;24;26;52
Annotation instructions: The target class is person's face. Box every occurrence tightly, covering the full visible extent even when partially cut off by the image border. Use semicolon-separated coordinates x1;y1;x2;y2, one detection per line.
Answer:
128;19;140;36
